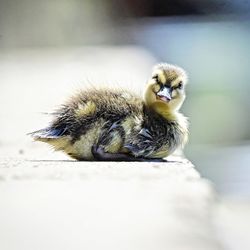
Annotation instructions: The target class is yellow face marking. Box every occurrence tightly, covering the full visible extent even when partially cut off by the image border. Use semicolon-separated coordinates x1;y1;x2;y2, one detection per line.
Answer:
75;101;96;118
171;89;178;98
144;80;158;107
153;69;166;84
152;83;160;93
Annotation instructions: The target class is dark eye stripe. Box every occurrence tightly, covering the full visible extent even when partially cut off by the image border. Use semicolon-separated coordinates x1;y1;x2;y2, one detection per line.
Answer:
152;75;158;81
173;81;183;89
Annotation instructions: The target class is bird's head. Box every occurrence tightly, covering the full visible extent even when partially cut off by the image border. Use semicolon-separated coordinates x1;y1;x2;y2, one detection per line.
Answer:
144;63;188;113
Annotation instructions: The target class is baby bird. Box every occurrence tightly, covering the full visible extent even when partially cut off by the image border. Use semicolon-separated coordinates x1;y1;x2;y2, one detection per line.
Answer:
30;63;188;161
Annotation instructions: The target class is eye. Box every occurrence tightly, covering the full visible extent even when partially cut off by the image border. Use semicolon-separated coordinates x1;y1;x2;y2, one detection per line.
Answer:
178;81;183;89
152;74;159;82
153;75;164;88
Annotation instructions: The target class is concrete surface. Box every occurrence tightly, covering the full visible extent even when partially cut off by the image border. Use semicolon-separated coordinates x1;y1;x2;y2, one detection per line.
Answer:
0;150;222;250
1;47;250;250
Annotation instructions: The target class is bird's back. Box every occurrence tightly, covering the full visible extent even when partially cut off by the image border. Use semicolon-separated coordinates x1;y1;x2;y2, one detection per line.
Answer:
31;88;144;160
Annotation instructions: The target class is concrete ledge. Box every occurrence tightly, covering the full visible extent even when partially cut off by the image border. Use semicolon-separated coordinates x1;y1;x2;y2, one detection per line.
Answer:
0;155;222;250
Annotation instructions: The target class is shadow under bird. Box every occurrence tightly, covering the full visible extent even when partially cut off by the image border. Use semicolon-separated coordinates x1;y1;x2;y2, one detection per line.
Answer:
30;63;189;161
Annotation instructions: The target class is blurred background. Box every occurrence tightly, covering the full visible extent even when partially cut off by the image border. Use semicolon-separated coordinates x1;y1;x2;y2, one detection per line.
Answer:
1;0;250;198
1;1;250;249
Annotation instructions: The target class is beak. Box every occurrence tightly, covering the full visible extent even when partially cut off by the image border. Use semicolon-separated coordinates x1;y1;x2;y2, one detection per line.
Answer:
157;87;172;102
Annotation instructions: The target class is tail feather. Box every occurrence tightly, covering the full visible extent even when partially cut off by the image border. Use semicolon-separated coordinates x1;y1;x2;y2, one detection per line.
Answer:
29;127;67;140
29;126;71;151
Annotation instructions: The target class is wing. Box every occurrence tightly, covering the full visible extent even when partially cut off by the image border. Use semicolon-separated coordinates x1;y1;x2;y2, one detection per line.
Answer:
124;128;158;158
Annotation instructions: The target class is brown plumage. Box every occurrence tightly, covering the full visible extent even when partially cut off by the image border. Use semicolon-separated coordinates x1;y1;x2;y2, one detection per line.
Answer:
30;63;189;161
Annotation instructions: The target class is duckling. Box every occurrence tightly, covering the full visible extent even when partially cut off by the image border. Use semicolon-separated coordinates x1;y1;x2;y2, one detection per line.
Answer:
30;63;188;161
